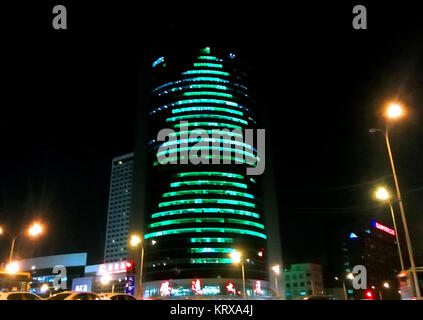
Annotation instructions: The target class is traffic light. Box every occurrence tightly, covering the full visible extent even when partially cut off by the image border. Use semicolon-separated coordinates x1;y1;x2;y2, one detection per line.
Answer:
126;260;135;275
365;290;374;300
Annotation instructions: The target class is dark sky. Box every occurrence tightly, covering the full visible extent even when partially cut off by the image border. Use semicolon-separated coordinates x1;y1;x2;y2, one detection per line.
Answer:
1;2;422;268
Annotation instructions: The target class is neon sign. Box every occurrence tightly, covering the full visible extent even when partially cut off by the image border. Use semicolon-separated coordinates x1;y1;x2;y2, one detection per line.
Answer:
98;260;132;275
372;220;395;236
226;282;236;295
160;281;172;296
191;279;202;294
254;280;263;295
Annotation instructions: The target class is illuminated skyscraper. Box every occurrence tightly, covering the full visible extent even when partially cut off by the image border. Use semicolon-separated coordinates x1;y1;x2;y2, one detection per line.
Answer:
133;47;279;298
104;153;134;263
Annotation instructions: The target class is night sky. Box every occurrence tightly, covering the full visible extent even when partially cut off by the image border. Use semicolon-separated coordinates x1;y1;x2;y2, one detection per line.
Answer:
1;2;422;268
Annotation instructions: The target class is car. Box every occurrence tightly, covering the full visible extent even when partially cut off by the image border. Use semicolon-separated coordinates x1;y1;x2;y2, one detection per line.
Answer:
47;291;100;300
98;293;138;300
300;295;334;300
0;291;43;300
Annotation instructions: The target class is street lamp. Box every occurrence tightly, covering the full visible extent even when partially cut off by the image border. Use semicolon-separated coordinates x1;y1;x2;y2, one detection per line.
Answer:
369;102;421;298
271;264;280;298
5;261;19;274
0;222;44;263
335;273;353;300
378;281;390;300
230;251;246;299
374;187;405;271
129;234;144;299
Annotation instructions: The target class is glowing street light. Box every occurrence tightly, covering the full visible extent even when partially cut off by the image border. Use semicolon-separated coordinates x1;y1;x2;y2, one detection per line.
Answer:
129;233;144;299
28;223;43;237
369;101;420;298
383;282;390;288
230;250;246;299
386;103;403;119
335;273;354;300
346;273;354;280
271;264;281;298
6;262;19;274
374;187;405;271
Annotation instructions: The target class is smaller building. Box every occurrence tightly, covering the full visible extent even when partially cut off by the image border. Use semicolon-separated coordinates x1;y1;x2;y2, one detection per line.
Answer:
15;253;87;297
283;263;324;300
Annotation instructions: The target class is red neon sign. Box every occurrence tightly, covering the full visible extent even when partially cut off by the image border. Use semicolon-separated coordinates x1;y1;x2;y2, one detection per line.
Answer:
98;260;132;275
226;282;235;294
373;221;395;236
191;279;202;294
160;281;171;296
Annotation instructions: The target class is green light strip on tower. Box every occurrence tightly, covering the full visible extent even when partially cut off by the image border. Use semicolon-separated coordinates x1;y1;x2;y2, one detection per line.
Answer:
161;138;254;151
161;189;254;199
166;114;247;125
176;172;244;179
173;122;242;130
168;98;242;108
190;258;233;264
148;218;264;229
172;106;242;116
171;180;247;189
183;91;233;98
156;146;256;160
190;237;233;243
144;227;267;239
193;63;223;68
168;130;242;139
158;199;256;209
197;56;219;60
183;70;230;76
189;247;235;253
189;84;231;90
153;155;257;167
151;208;260;219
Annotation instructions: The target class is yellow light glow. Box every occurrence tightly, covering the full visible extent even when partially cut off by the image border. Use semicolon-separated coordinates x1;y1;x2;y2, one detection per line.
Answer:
383;282;390;288
40;284;49;293
346;273;354;280
28;223;43;237
0;226;3;235
272;265;280;275
387;103;403;118
6;262;19;274
101;273;111;285
375;187;390;201
230;251;241;263
130;235;142;247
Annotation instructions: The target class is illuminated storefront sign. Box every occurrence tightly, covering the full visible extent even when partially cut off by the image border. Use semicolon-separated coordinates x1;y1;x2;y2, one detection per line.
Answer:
226;282;236;295
254;280;263;295
98;261;132;275
160;281;172;296
372;220;395;236
203;286;220;295
191;279;202;294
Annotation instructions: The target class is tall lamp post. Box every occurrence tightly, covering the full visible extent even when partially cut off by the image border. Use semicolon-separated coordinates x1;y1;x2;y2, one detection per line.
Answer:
374;187;405;271
231;251;246;299
271;264;280;298
335;273;353;300
129;234;144;299
0;222;44;264
369;102;421;298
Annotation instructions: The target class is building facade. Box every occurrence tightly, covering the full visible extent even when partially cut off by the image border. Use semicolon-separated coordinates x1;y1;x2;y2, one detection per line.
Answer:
138;47;271;298
283;263;324;299
104;153;134;263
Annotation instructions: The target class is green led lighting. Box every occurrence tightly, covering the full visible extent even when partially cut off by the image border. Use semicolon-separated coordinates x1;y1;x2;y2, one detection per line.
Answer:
168;98;242;108
183;70;230;76
158;199;256;209
189;84;231;90
144;227;267;239
168;130;242;139
166;114;246;125
190;258;233;264
161;138;254;151
162;189;254;199
172;106;242;116
148;218;264;229
198;56;218;60
173;122;242;130
190;237;233;243
176;172;244;179
189;247;235;253
193;63;223;68
151;208;259;219
183;91;233;98
171;180;247;189
156;146;256;160
153;155;257;167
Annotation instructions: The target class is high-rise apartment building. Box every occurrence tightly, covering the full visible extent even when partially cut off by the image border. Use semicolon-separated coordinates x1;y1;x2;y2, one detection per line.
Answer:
283;263;324;299
104;153;134;263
